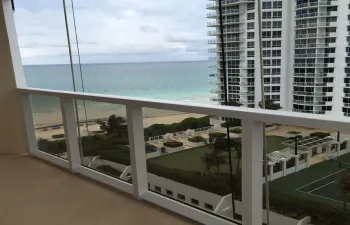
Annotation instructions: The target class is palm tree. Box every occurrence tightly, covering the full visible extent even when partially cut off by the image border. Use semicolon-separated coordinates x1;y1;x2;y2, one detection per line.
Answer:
96;115;127;136
232;139;242;174
202;138;228;175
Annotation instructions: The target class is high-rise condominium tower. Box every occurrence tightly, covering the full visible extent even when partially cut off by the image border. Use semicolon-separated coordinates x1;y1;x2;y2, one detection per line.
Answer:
207;0;350;116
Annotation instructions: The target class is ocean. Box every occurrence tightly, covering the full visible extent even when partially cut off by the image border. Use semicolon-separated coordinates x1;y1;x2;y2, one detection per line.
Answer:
25;61;214;126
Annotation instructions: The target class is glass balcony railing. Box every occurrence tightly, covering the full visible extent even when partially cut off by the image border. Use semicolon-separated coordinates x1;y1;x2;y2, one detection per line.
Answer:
18;87;350;225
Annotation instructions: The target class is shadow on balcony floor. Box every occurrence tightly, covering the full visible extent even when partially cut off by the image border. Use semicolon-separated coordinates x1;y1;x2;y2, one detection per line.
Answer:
0;154;199;225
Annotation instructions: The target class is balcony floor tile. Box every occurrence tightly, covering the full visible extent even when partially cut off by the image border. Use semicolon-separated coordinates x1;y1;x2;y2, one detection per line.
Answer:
0;154;198;225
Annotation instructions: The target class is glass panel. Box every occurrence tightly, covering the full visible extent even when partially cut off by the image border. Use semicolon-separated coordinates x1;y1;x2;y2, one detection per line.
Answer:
266;121;350;224
77;100;132;182
32;95;67;159
143;107;241;222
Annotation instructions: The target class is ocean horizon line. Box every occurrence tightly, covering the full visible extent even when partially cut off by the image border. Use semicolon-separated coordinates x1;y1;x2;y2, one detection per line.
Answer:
23;60;208;67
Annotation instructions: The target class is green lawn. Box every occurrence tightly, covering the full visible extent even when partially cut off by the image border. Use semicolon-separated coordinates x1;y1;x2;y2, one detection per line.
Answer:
148;135;287;174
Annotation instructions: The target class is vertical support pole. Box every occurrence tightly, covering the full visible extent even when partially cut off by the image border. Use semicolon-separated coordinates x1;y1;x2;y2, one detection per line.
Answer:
306;153;311;168
294;156;299;172
60;98;81;172
269;165;274;181
282;160;287;176
20;93;38;154
242;120;263;225
337;142;341;157
127;106;148;199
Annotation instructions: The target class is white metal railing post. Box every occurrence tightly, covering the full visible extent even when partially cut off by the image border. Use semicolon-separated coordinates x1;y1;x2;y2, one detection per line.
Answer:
60;98;81;171
20;93;38;154
241;119;264;225
126;106;148;199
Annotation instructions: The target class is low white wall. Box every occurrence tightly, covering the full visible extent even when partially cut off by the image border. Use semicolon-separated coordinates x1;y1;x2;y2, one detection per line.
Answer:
185;141;205;148
210;117;225;126
229;133;242;138
285;132;303;138
92;158;127;172
298;162;307;171
164;145;185;153
285;167;296;175
148;173;222;211
266;125;277;132
146;151;162;159
298;216;311;225
271;171;283;180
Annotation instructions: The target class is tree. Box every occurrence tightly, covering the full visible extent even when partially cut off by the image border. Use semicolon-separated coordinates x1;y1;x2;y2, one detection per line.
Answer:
232;139;242;174
259;100;282;110
201;138;228;175
96;115;127;136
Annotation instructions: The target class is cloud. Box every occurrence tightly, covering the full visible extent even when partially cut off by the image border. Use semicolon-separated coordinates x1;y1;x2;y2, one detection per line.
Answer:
139;25;159;33
14;0;210;65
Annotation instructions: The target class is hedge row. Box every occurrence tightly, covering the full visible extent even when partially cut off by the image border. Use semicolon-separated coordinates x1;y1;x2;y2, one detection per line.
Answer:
188;136;205;143
163;141;183;148
144;116;211;137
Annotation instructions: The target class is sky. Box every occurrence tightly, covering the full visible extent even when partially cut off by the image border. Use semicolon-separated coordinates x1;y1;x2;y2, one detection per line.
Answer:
14;0;210;65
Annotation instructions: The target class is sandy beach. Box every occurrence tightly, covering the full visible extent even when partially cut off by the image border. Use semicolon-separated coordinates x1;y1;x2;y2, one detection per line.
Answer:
35;113;206;140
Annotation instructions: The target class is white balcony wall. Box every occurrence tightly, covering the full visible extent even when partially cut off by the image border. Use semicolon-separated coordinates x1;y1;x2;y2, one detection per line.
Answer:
0;0;27;154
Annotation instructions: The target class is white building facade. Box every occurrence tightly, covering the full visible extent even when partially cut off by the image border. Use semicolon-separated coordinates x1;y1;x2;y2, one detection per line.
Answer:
208;0;350;116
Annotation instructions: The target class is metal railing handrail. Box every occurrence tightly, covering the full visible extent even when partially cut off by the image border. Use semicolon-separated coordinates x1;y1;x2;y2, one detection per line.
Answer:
17;87;350;132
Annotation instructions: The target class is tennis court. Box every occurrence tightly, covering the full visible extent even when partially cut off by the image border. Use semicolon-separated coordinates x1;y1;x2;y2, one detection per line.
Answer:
296;166;350;204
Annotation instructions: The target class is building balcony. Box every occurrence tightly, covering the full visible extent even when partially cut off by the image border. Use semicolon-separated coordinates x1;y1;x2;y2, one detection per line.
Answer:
295;12;332;19
293;63;334;68
210;88;224;94
295;33;330;39
293;82;327;87
214;47;246;52
343;103;350;108
292;100;326;105
295;2;335;10
240;82;254;86
208;37;245;44
293;73;333;77
240;91;255;96
294;53;335;58
209;56;244;61
207;19;245;27
294;43;336;49
206;9;243;18
294;22;334;29
293;91;327;96
206;0;254;9
207;28;245;36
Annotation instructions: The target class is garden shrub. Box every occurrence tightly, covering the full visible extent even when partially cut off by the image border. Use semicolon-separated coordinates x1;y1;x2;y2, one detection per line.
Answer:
209;132;226;139
144;116;211;138
188;136;205;143
163;141;183;148
147;163;233;196
230;128;242;134
145;143;158;153
310;132;331;138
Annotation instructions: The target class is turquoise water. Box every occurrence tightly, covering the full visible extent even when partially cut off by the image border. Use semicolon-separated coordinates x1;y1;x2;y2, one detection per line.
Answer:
25;61;213;118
